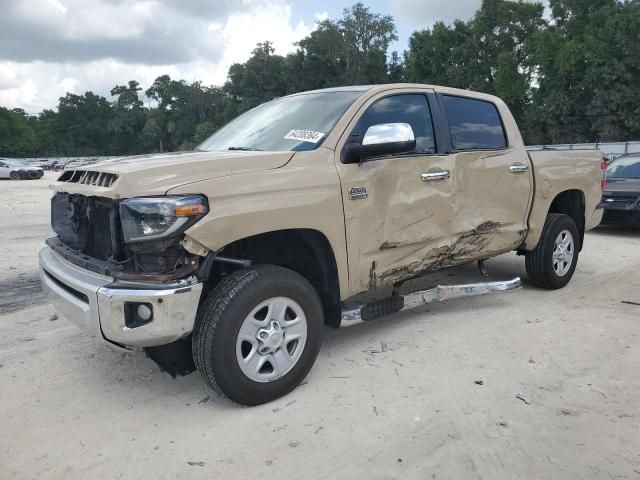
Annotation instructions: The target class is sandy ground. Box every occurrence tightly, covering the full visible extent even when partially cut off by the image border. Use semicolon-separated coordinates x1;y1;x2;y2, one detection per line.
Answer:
1;172;639;479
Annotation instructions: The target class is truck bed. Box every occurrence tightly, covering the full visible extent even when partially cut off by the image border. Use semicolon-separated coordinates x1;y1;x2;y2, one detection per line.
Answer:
522;149;604;250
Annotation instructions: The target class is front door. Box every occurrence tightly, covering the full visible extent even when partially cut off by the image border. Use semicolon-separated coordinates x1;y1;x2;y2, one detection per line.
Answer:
335;90;455;294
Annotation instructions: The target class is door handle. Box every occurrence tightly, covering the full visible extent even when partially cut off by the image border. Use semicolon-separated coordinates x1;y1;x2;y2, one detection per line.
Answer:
421;170;450;182
509;163;529;174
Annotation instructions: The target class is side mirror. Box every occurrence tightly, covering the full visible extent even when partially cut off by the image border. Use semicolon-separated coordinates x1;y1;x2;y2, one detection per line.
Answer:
363;123;416;159
341;123;416;164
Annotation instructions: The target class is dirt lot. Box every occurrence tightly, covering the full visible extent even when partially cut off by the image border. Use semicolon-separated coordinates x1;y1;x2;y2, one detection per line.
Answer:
1;172;639;479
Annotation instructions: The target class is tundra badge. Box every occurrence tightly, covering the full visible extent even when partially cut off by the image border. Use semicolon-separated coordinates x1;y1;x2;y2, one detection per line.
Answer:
349;187;368;200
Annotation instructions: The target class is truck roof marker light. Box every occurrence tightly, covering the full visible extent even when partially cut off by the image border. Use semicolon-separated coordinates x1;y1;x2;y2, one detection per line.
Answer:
175;203;207;217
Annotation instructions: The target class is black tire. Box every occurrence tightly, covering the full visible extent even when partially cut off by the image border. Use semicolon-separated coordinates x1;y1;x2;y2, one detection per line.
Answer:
193;265;324;406
525;213;580;290
9;171;20;180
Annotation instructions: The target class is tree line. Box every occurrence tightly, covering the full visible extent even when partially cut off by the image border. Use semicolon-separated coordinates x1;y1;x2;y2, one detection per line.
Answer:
1;0;639;158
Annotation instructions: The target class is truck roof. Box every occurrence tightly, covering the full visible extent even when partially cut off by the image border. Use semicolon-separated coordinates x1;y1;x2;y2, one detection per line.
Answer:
286;83;503;104
288;85;374;95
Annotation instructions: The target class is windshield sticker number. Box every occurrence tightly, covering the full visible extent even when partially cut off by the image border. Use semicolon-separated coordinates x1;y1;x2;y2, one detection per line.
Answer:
284;129;325;144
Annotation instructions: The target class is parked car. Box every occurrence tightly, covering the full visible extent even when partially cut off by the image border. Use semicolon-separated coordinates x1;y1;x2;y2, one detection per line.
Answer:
64;159;98;170
599;154;640;226
0;158;44;179
39;84;605;405
32;161;52;170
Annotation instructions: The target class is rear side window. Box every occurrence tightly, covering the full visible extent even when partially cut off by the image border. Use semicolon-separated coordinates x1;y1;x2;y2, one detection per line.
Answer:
442;95;507;150
352;94;436;155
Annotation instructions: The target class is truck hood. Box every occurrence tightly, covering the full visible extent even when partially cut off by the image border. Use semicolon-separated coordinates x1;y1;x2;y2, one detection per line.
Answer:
52;150;294;199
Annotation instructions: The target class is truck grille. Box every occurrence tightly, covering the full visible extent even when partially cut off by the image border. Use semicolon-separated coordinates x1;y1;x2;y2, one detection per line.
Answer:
57;170;118;188
51;192;117;261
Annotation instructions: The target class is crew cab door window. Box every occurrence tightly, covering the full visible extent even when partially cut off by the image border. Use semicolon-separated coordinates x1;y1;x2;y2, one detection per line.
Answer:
352;94;436;155
442;95;507;150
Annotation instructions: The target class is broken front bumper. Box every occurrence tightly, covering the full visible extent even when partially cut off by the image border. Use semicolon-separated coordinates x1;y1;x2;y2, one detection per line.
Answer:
39;246;203;348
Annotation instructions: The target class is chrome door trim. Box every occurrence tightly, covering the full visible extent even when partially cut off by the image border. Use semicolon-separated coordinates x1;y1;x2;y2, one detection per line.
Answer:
421;170;450;182
509;163;529;174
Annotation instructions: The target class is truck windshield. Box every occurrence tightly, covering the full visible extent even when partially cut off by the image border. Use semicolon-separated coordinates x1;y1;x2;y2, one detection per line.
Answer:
197;91;363;152
606;156;640;179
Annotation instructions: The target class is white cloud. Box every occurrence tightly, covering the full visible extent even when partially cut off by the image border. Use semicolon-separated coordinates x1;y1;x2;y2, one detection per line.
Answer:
314;11;329;22
0;0;316;113
392;0;541;30
392;0;483;27
213;1;313;85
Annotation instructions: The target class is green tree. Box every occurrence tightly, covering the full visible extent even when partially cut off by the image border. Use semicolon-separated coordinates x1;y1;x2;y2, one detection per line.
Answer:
0;108;37;157
34;109;61;156
338;3;398;84
527;0;639;143
2;1;640;156
406;0;544;126
56;92;113;155
294;20;348;90
405;20;475;87
224;42;288;111
109;81;145;154
293;4;398;89
143;75;172;152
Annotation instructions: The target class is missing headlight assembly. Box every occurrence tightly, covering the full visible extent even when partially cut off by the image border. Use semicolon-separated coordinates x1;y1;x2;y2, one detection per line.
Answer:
50;192;208;281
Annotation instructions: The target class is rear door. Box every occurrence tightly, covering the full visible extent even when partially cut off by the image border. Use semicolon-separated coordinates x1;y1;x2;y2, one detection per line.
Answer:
439;94;532;261
335;89;455;294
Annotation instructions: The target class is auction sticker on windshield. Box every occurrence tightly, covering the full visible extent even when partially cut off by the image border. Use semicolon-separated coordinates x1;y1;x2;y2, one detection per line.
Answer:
284;129;325;143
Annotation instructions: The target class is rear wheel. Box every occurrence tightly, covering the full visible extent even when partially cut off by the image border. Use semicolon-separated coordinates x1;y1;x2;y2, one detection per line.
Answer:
525;213;579;290
9;171;20;180
193;265;323;405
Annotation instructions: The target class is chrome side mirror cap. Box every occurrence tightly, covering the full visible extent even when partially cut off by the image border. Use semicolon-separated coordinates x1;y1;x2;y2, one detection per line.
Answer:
362;123;415;146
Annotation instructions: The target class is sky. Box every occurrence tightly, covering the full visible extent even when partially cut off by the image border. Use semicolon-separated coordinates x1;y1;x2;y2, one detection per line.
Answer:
0;0;501;114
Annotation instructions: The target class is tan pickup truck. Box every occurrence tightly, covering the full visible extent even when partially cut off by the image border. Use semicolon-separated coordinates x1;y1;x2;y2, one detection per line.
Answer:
39;84;605;405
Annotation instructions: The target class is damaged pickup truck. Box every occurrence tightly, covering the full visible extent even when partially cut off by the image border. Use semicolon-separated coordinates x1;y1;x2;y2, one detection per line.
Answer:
39;84;605;405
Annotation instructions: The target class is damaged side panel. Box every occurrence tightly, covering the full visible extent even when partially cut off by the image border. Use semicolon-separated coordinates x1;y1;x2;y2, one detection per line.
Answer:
374;221;508;288
367;145;533;291
334;86;533;296
338;152;456;294
449;149;532;260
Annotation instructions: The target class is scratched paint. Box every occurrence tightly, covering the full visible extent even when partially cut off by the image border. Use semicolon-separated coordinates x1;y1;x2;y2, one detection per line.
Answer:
375;221;505;289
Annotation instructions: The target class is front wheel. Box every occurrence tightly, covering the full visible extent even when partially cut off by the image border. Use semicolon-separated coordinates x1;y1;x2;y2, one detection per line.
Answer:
9;171;20;180
193;265;324;405
525;213;580;290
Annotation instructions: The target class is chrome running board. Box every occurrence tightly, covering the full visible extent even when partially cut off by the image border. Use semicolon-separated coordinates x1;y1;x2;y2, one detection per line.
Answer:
341;277;522;327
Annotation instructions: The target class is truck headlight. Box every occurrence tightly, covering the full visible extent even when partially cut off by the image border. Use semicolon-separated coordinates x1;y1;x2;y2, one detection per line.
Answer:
120;195;208;243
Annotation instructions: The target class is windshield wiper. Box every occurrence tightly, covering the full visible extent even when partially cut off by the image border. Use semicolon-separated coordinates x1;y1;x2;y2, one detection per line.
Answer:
228;146;262;151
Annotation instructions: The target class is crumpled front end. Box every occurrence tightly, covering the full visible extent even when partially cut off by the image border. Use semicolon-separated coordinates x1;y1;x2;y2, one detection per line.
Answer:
39;246;203;348
43;189;207;348
49;191;202;281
